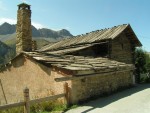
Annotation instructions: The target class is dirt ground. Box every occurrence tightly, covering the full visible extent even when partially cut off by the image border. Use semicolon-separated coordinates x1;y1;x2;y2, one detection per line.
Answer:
66;84;150;113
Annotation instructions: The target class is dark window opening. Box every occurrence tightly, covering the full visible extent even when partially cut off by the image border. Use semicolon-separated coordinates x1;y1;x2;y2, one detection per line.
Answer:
68;43;109;57
92;43;108;57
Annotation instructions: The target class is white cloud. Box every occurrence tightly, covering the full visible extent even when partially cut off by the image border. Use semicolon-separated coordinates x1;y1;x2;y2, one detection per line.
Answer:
0;17;45;29
50;27;70;31
0;18;16;25
0;17;69;31
32;22;45;29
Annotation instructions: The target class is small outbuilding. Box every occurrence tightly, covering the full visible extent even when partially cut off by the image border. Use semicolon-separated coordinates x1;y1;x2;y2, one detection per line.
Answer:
0;3;142;105
0;24;141;104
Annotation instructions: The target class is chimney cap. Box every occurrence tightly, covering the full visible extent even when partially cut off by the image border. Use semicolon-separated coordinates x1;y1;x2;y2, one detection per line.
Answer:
18;3;30;7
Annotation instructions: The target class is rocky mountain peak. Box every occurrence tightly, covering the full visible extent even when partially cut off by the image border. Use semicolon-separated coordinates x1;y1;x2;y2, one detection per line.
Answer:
0;22;73;38
0;22;16;35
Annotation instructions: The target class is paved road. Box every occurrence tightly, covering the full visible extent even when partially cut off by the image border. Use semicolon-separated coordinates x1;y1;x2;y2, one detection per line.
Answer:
66;84;150;113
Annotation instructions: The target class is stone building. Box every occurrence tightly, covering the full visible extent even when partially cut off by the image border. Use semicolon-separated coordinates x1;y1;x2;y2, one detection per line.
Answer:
0;3;142;104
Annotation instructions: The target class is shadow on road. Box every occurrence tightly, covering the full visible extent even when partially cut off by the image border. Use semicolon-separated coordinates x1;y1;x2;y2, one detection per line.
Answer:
80;84;150;113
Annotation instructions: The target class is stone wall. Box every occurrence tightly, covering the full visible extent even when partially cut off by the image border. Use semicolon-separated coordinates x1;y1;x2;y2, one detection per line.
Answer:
16;5;32;54
111;32;134;64
70;71;133;104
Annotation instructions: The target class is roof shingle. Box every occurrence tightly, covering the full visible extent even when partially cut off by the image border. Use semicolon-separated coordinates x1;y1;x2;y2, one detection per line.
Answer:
39;24;133;52
24;52;134;74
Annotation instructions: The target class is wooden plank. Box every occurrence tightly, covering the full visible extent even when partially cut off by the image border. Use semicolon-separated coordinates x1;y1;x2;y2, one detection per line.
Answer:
63;66;90;70
72;61;88;64
46;61;69;65
33;57;70;62
64;82;70;106
24;87;30;113
55;69;133;82
30;93;65;105
0;102;25;110
70;64;93;68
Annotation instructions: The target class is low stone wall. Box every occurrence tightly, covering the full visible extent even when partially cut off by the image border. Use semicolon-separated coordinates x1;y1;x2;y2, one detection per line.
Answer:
70;71;133;104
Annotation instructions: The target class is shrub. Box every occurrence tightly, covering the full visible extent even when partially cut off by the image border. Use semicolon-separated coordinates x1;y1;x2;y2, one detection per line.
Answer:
30;100;67;113
0;101;67;113
0;107;23;113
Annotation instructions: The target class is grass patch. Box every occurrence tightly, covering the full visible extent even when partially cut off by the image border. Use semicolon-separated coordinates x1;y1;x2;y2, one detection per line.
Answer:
0;106;24;113
30;100;67;113
62;104;79;112
0;100;67;113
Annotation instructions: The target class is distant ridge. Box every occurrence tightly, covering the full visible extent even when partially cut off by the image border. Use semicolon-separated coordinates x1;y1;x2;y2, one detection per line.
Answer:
0;41;15;65
0;22;74;65
0;22;16;35
0;22;73;38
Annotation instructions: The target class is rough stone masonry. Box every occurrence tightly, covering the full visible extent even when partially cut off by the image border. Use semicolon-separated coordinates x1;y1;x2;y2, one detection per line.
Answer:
16;3;32;54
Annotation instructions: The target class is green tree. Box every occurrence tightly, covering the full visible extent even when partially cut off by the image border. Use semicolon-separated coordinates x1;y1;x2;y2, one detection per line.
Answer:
134;48;147;83
0;56;4;64
145;53;150;73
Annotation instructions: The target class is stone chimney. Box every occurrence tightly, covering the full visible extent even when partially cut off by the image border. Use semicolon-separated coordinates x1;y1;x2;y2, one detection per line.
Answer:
16;3;32;54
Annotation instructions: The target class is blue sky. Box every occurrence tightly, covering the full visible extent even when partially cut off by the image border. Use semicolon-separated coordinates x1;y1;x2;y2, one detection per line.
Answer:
0;0;150;51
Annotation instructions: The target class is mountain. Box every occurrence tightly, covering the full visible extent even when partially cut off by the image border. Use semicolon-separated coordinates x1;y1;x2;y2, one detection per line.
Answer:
0;22;16;35
0;22;73;38
0;22;73;66
0;41;15;65
38;28;72;38
0;22;73;49
0;34;51;50
32;26;41;37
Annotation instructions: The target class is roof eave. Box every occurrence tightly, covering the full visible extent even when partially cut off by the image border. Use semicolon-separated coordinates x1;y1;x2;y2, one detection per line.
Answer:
126;24;142;47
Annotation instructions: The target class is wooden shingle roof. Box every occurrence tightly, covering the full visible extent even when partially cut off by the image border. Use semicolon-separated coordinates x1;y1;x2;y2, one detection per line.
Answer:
39;24;141;52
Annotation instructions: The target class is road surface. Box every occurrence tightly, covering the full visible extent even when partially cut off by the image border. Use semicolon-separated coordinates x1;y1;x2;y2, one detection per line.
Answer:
66;84;150;113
